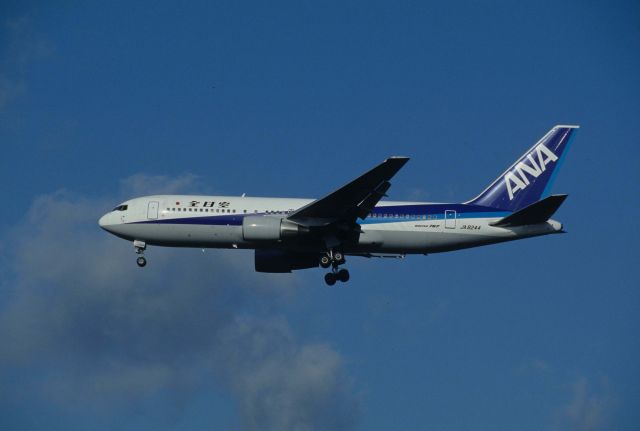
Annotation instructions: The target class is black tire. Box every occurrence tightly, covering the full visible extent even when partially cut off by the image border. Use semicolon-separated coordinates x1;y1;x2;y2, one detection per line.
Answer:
324;273;336;286
337;268;350;282
333;252;343;263
320;255;331;268
136;256;147;267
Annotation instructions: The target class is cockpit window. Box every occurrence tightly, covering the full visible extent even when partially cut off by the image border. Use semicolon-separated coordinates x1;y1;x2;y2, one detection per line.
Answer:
112;205;128;211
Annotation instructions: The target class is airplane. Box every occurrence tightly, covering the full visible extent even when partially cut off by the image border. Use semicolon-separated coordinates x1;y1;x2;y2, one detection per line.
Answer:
99;125;578;285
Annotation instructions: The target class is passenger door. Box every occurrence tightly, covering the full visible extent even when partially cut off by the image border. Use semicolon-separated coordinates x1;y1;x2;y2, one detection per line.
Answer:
445;210;456;229
147;201;159;220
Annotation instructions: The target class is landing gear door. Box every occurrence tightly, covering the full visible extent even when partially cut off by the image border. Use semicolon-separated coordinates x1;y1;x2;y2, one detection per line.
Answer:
147;201;159;220
445;210;456;229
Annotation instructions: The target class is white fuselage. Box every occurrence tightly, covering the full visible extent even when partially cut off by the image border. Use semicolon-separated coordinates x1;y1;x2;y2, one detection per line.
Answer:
98;194;563;255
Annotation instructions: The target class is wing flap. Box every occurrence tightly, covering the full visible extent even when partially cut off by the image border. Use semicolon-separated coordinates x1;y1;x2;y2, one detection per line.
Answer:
357;180;391;219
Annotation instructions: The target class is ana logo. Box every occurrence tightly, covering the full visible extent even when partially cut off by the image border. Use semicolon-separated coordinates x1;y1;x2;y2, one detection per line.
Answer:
504;143;558;200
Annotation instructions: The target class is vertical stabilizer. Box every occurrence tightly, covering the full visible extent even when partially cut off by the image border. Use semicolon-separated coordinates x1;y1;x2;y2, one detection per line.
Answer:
467;125;578;211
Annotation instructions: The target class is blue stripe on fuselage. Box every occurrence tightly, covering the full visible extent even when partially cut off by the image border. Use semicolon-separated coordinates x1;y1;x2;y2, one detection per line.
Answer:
360;211;509;224
128;203;510;226
130;215;244;226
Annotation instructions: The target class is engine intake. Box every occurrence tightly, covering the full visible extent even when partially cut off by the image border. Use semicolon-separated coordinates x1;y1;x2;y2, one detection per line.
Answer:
242;216;307;241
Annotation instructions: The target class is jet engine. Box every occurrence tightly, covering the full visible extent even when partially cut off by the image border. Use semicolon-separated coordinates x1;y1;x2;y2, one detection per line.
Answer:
242;216;308;241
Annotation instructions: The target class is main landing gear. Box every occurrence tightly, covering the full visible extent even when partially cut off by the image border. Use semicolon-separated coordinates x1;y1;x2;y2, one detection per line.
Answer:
134;240;147;267
321;251;349;286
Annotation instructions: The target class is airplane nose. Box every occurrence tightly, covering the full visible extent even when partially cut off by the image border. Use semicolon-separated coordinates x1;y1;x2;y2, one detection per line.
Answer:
98;214;110;230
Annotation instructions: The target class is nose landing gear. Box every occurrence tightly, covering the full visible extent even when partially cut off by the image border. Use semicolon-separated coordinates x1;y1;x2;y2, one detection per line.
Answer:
134;240;147;267
321;251;349;286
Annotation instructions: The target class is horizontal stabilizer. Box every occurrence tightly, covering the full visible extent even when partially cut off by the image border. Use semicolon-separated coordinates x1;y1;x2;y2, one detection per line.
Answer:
490;194;568;227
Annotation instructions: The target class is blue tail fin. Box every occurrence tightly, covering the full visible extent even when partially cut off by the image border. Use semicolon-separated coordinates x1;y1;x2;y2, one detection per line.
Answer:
467;125;578;211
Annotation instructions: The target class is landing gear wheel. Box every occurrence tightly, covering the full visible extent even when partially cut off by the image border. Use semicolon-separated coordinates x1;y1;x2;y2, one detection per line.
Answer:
320;255;331;268
333;251;344;264
337;268;350;282
324;272;337;286
136;256;147;267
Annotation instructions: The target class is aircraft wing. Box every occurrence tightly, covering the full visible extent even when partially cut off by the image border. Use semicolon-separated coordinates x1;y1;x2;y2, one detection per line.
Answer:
287;156;409;225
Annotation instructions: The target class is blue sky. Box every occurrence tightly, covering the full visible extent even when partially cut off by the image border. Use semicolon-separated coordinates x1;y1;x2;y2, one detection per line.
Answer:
1;1;639;430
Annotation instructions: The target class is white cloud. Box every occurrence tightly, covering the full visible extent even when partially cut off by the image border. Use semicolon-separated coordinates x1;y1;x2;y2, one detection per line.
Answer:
218;316;358;431
553;376;616;431
0;176;360;430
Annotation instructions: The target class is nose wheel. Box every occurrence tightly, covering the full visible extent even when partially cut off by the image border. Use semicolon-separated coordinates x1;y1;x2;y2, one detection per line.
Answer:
322;251;349;285
134;240;147;268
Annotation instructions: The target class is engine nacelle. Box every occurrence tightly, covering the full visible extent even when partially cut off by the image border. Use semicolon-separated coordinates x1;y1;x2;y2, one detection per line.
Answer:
254;249;319;273
242;216;307;241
